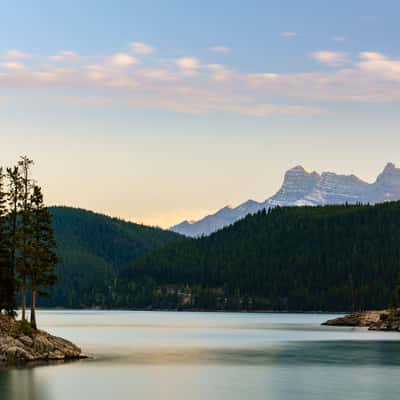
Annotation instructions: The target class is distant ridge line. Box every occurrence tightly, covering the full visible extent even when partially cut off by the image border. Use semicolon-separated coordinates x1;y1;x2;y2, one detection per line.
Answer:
170;162;400;237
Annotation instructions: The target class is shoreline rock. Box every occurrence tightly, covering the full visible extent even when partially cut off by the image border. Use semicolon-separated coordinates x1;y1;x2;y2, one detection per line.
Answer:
0;315;85;366
322;309;400;331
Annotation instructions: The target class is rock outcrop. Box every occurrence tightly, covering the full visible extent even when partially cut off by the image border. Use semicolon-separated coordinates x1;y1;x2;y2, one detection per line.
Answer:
322;309;400;331
267;166;321;206
0;315;84;365
369;309;400;331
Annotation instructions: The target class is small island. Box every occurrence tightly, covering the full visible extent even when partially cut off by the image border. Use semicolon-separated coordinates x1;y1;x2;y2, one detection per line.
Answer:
0;157;83;366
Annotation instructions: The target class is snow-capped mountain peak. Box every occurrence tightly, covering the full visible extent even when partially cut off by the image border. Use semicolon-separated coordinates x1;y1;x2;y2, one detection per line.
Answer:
171;163;400;237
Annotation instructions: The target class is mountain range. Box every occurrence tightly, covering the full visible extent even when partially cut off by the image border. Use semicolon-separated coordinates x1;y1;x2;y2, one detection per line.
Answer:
170;162;400;237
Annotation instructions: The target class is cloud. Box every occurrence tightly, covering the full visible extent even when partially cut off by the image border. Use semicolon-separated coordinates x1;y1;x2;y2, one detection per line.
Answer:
175;57;200;69
209;46;230;54
207;64;233;81
86;64;107;81
280;32;297;38
109;53;138;67
5;49;31;60
57;92;325;118
247;60;400;102
311;51;348;66
49;51;80;62
175;57;200;77
357;52;400;81
0;62;25;70
1;45;400;117
248;73;279;81
139;68;177;81
130;42;155;55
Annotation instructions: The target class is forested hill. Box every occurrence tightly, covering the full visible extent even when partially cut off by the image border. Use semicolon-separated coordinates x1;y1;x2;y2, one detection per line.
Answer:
122;202;400;312
39;207;181;307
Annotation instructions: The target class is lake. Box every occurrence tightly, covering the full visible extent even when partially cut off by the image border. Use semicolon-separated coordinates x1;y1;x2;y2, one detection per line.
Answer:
1;310;400;399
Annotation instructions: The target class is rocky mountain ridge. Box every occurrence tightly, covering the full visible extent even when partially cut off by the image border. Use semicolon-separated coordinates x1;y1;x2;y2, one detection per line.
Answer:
171;163;400;237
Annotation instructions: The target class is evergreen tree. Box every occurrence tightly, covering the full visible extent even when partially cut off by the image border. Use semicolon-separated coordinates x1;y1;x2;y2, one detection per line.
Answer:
17;156;34;321
0;168;15;313
391;273;400;309
29;186;58;329
121;202;400;311
6;165;22;315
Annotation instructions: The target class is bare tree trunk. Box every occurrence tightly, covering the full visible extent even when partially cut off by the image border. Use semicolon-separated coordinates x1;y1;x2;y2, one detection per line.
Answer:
30;287;37;330
21;280;27;321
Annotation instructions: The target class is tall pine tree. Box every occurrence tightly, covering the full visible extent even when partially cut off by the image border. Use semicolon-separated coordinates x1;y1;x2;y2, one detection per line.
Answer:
6;165;22;316
0;167;15;314
29;185;58;329
17;156;34;321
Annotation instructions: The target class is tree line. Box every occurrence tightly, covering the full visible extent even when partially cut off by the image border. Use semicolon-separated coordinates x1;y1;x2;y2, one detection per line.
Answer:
120;202;400;312
0;157;57;329
38;206;181;308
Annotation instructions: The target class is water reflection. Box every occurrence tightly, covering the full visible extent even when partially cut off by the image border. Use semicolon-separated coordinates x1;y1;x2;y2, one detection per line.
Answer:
0;367;49;400
85;340;400;367
1;311;400;400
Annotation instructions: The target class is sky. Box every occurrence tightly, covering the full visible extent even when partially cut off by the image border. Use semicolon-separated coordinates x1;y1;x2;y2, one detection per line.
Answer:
1;0;400;227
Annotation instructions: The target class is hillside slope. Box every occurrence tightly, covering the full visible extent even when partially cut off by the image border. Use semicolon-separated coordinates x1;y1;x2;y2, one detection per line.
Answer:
40;207;181;307
126;202;400;311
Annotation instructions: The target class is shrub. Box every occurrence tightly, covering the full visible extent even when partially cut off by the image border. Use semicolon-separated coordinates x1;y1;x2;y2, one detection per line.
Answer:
18;320;33;336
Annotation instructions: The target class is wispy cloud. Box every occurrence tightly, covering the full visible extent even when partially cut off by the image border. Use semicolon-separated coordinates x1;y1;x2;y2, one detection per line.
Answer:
209;46;230;54
280;31;297;38
109;53;138;67
130;42;155;55
5;49;31;60
175;57;200;69
139;68;177;81
0;61;25;70
49;51;80;62
207;64;233;81
57;93;325;117
175;57;200;76
1;44;400;117
358;52;400;81
311;51;348;66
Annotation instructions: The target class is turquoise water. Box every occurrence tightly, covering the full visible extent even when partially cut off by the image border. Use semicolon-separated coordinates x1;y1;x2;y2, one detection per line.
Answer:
1;311;400;399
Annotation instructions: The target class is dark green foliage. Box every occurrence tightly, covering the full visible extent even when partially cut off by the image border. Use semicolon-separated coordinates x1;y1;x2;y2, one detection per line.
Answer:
38;207;181;308
390;273;400;308
16;156;34;320
30;187;58;294
122;202;400;312
0;168;16;313
29;186;58;329
0;157;58;328
18;319;33;336
5;165;22;305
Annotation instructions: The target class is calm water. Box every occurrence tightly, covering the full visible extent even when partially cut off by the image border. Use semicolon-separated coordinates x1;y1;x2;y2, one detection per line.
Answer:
1;311;400;400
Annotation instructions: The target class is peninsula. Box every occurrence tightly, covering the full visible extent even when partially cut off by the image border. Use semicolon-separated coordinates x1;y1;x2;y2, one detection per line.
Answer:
0;315;83;365
323;309;400;331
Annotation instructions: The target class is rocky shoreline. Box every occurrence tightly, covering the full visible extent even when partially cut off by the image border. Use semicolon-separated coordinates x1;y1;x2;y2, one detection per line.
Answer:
322;309;400;331
0;315;85;366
